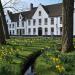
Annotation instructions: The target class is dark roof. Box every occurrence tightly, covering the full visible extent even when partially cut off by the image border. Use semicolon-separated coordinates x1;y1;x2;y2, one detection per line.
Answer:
8;3;62;22
43;3;62;17
8;7;37;22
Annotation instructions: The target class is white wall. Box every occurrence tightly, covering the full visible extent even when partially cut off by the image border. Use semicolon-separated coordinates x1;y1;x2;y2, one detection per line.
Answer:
31;4;50;35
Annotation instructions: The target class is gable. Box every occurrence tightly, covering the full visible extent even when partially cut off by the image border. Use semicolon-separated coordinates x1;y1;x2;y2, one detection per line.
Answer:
6;11;12;23
32;5;49;18
19;14;22;19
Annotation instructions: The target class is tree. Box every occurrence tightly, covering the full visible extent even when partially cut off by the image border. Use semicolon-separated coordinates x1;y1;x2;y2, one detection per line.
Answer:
1;0;20;39
0;1;10;39
62;0;74;52
0;13;6;44
0;0;6;44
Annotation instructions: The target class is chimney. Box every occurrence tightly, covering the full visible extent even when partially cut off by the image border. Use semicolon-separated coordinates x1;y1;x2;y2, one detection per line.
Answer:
7;10;12;14
7;10;10;14
30;3;33;10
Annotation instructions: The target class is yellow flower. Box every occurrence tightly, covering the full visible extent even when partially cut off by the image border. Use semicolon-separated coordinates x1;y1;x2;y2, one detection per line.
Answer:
56;65;60;68
55;58;60;62
56;64;65;73
51;57;60;63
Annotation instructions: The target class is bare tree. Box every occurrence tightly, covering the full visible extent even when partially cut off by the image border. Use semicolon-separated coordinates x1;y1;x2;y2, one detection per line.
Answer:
0;0;16;44
0;0;20;40
0;0;10;39
62;0;74;52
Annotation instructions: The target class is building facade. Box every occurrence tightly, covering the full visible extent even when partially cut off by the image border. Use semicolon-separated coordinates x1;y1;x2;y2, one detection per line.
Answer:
5;3;75;36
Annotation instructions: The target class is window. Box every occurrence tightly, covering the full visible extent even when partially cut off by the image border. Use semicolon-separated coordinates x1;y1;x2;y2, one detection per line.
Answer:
51;27;54;35
60;27;62;35
33;19;36;26
17;29;20;35
21;29;25;34
51;18;54;25
9;24;11;28
9;30;11;35
45;28;48;35
28;28;31;35
39;19;41;25
17;29;25;35
33;28;36;35
12;24;14;28
17;21;19;27
60;17;62;24
13;30;14;34
20;16;21;19
45;18;48;25
39;11;41;16
22;21;24;27
28;20;31;25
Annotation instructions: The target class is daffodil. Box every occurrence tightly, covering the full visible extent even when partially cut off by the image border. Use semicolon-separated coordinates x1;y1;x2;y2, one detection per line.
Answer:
56;64;65;73
51;57;60;63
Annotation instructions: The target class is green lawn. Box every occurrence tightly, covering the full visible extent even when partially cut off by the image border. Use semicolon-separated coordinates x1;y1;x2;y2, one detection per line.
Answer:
0;37;75;75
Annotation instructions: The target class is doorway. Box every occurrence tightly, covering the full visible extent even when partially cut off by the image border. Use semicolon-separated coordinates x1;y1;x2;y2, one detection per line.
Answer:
38;27;42;36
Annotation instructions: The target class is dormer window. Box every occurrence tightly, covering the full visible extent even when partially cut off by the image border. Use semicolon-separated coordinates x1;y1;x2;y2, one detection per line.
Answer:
19;14;22;20
39;11;41;16
20;16;21;19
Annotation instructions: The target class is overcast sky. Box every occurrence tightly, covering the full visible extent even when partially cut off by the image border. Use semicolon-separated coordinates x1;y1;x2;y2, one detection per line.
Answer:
1;0;62;13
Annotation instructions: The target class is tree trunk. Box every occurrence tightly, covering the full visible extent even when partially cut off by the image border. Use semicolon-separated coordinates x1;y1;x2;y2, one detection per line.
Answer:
62;0;74;52
0;13;6;44
0;1;10;39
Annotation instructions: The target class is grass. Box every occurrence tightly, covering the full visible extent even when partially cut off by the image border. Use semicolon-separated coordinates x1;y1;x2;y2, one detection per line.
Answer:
0;37;57;75
0;37;75;75
35;56;57;75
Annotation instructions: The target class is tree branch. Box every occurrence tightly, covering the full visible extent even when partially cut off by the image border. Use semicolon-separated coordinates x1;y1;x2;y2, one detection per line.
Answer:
3;7;19;11
3;0;12;7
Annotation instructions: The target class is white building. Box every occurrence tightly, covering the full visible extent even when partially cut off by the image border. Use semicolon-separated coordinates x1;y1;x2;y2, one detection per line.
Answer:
5;3;75;36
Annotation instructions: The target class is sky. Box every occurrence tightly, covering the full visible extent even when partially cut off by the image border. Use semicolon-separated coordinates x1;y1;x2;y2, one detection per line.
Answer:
1;0;62;13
